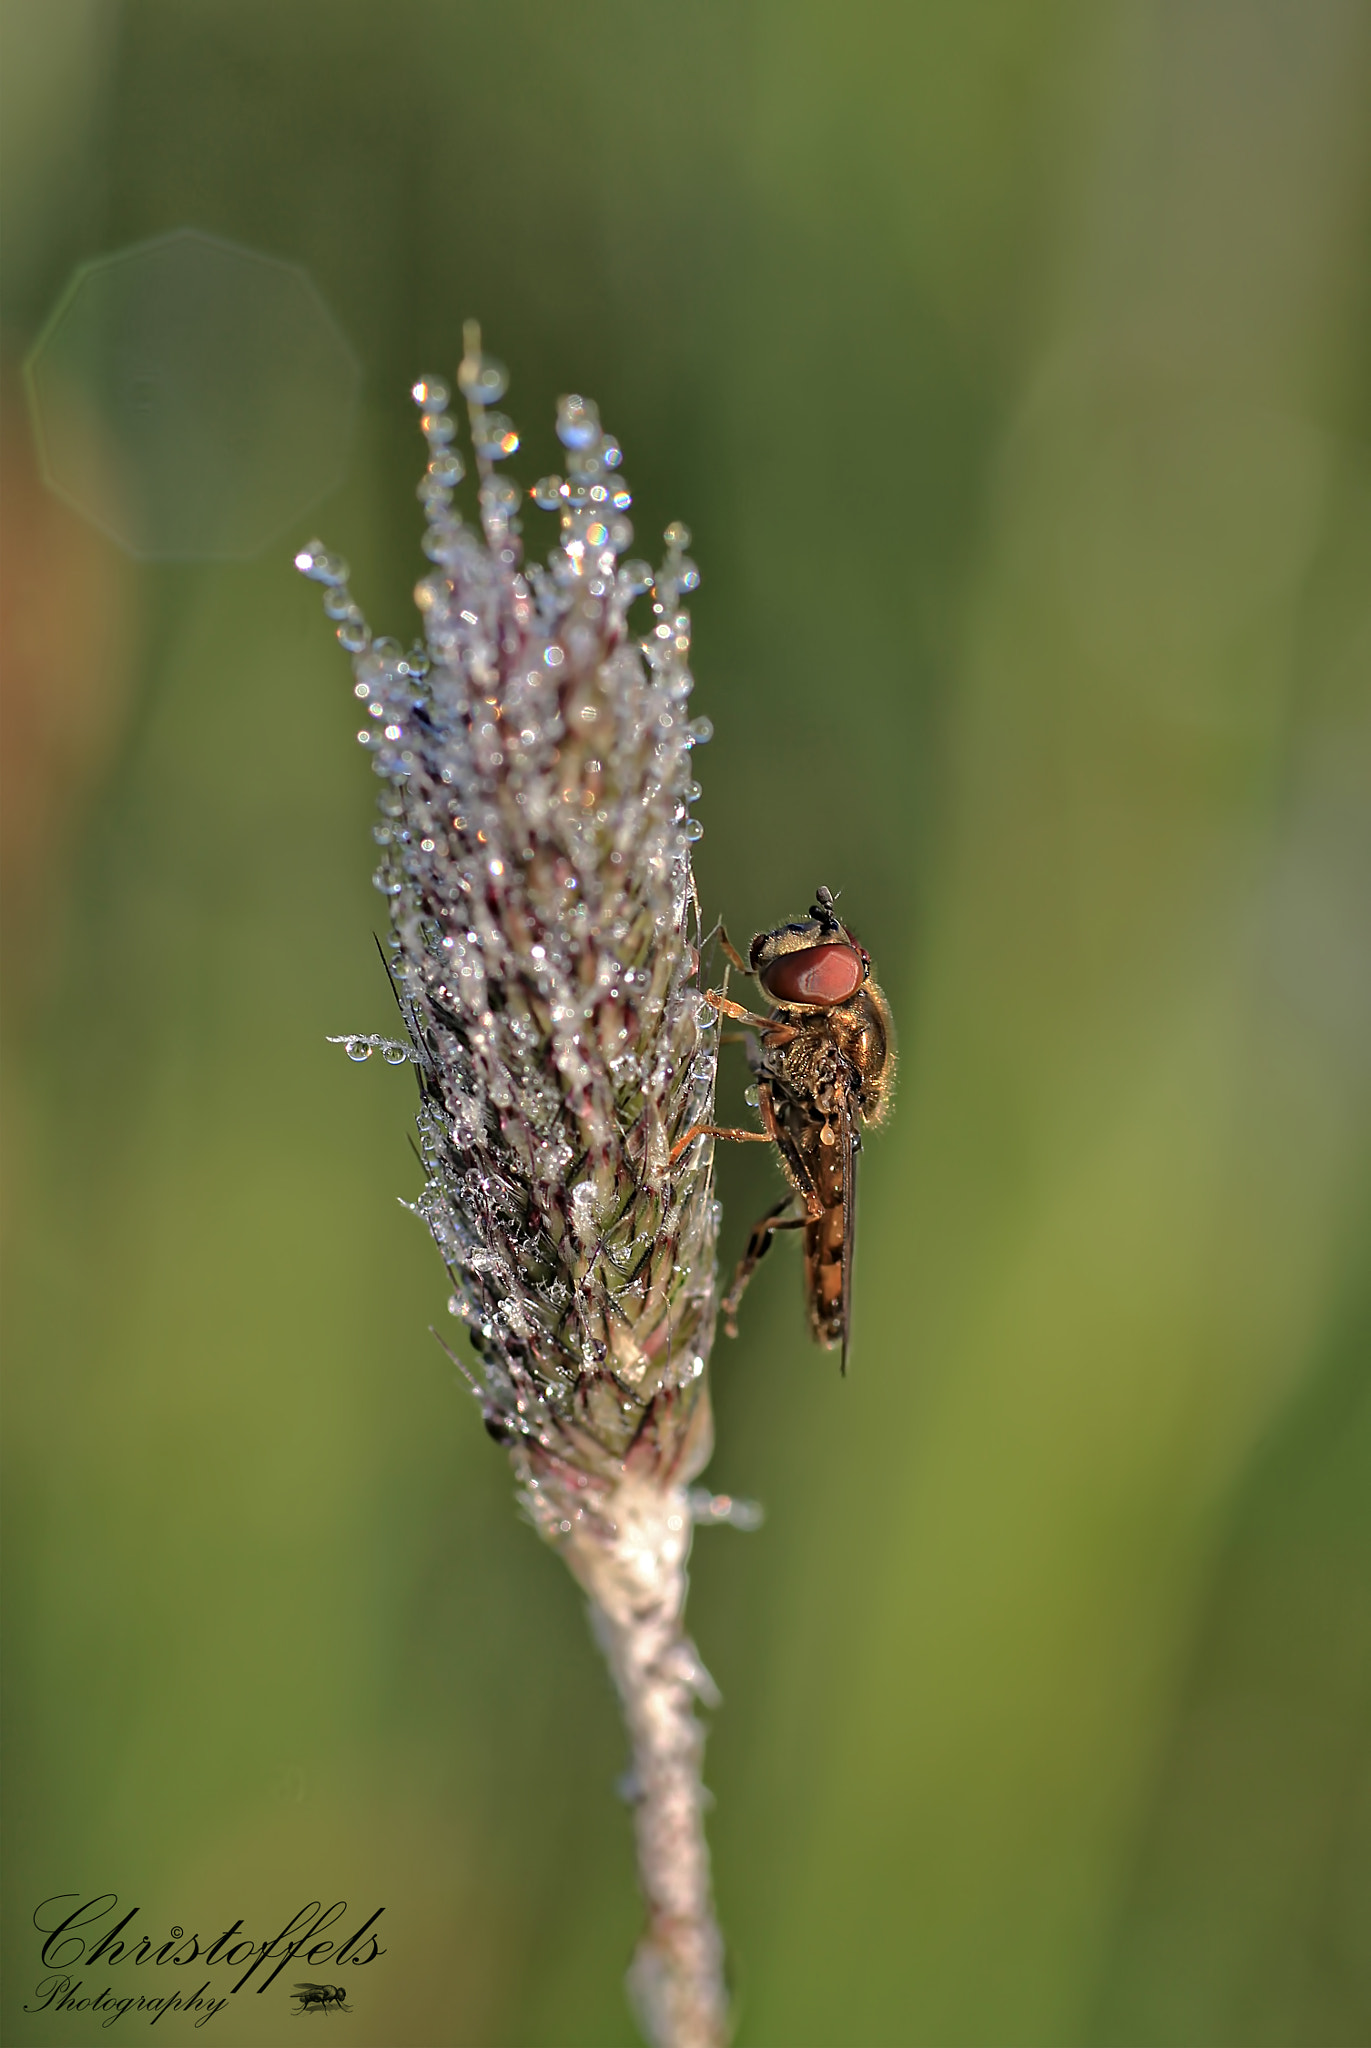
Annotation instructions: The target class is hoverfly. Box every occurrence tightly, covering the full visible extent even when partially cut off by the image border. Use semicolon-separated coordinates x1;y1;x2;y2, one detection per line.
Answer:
671;886;894;1369
291;1983;352;2015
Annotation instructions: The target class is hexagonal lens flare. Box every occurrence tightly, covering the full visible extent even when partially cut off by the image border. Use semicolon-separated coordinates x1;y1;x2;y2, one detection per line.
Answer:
24;228;360;560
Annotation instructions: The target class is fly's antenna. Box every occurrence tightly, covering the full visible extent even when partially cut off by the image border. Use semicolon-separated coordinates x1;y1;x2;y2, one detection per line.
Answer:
811;884;842;930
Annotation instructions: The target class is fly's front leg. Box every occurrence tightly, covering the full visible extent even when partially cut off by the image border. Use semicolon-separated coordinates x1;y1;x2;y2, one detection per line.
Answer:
704;989;800;1044
699;923;750;975
717;927;750;974
669;1122;774;1166
706;990;772;1029
720;1195;807;1337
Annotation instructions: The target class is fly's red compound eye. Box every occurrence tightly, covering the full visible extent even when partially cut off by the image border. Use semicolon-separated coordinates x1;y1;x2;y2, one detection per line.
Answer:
759;942;864;1006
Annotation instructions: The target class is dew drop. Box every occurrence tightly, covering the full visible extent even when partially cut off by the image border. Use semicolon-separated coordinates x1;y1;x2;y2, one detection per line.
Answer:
421;525;461;563
557;395;600;450
296;542;349;586
481;478;520;514
412;376;451;410
473;411;520;459
458;353;509;404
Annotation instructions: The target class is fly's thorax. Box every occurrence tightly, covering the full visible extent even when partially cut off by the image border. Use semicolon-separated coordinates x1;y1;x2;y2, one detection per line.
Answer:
760;1014;845;1111
757;987;892;1122
827;986;895;1124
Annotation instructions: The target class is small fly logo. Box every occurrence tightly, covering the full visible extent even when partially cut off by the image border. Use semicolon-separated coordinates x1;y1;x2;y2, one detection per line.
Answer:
292;1982;351;2014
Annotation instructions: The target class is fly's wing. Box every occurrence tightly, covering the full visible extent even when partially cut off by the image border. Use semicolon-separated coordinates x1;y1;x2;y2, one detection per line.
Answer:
762;1045;858;1362
792;1097;850;1357
762;1077;825;1211
839;1103;857;1373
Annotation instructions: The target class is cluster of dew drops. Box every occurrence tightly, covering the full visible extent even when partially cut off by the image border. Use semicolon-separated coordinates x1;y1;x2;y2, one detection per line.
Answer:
294;336;722;1401
295;329;714;829
294;332;723;1389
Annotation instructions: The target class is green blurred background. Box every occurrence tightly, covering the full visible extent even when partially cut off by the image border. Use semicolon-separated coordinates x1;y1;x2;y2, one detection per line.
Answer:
4;3;1370;2043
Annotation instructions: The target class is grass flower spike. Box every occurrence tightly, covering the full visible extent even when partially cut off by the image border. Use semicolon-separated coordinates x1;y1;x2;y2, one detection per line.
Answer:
297;325;730;2048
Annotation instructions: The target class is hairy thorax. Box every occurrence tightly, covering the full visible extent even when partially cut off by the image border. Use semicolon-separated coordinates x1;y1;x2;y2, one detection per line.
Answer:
766;985;894;1127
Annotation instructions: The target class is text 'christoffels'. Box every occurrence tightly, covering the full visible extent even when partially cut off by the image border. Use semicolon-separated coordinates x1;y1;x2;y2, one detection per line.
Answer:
27;1893;386;2028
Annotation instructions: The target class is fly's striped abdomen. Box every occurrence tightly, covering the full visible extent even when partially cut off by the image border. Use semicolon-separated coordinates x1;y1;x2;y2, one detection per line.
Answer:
804;1203;846;1345
801;1114;849;1350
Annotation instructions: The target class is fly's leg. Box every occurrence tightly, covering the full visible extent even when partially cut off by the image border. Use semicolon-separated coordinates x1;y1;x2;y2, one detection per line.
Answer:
670;1068;786;1167
704;983;778;1032
700;923;750;975
669;1122;774;1167
720;1195;808;1337
706;990;772;1028
717;927;750;974
704;989;799;1042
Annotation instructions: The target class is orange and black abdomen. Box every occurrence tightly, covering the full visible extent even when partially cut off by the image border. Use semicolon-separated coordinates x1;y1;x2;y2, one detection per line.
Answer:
802;1117;849;1349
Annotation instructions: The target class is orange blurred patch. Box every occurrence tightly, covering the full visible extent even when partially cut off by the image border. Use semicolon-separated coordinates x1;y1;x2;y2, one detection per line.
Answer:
0;357;138;1015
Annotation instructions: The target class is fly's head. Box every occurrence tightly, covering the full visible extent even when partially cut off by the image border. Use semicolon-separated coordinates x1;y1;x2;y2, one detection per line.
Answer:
749;885;870;1010
748;887;894;1125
